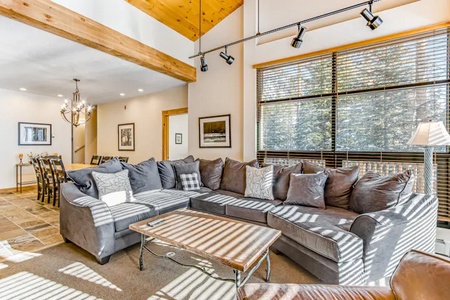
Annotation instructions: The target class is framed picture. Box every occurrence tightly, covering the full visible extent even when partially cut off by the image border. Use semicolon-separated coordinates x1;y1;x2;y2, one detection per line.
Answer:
175;133;182;144
18;122;52;146
118;123;135;151
199;114;231;148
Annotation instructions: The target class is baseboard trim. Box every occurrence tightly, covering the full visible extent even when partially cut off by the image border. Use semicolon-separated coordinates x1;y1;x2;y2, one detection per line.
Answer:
0;185;37;194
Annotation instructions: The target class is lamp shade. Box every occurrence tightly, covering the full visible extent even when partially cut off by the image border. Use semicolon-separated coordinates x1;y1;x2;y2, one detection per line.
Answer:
408;121;450;146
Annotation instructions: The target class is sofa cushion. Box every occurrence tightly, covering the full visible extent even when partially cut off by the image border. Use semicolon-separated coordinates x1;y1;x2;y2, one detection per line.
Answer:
349;170;415;214
199;158;224;190
67;158;123;198
134;189;198;215
92;169;133;205
325;166;360;209
121;158;162;194
190;190;243;215
109;202;157;232
220;158;259;194
157;155;195;189
272;163;303;201
268;205;362;263
245;165;274;200
180;173;201;191
285;173;328;209
173;160;202;190
226;197;282;223
302;160;325;174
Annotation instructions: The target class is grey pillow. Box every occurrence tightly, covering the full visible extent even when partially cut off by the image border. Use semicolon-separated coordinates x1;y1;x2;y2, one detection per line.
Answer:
245;165;274;200
349;170;415;214
302;161;325;174
157;155;195;189
173;160;202;190
285;173;328;209
220;158;259;195
92;169;133;204
272;163;303;201
324;166;360;209
121;158;162;194
199;158;224;190
67;158;122;198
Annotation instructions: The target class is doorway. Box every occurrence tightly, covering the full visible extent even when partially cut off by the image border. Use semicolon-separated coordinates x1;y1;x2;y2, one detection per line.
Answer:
162;108;188;160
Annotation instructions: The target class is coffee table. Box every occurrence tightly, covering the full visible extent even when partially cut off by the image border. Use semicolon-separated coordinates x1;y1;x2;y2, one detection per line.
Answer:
129;209;281;289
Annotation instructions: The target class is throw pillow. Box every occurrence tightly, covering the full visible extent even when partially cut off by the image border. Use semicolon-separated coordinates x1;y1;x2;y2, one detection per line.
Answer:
199;158;224;190
92;169;133;206
157;155;195;189
272;163;303;201
302;160;325;174
220;158;259;194
121;158;162;194
349;170;415;214
180;173;201;191
245;165;274;200
67;158;122;198
324;166;360;209
173;160;202;190
285;173;328;209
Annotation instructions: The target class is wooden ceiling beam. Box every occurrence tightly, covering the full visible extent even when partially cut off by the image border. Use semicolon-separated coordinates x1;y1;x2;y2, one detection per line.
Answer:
0;0;196;83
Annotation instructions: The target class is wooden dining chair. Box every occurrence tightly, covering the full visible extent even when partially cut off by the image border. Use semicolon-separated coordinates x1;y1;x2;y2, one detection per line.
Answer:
49;158;67;206
39;158;56;204
31;158;46;202
90;155;103;165
100;156;113;164
118;157;129;163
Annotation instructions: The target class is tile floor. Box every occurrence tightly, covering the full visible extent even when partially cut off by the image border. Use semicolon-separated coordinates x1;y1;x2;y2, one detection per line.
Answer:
0;187;63;260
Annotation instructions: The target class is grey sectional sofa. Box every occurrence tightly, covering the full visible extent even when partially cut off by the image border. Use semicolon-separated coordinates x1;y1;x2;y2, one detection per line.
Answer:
60;157;438;285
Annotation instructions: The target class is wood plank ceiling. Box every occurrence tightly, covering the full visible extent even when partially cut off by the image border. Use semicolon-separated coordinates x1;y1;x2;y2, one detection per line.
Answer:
126;0;243;41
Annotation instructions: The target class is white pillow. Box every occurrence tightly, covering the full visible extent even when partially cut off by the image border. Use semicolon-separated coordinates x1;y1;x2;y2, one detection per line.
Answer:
245;165;274;200
92;170;133;206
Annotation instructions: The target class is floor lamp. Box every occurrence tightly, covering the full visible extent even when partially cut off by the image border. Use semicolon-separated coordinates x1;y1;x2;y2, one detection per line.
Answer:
408;121;450;195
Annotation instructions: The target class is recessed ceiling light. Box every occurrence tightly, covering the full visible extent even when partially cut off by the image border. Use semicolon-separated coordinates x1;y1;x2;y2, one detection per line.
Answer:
138;89;143;92
19;88;27;91
57;94;63;97
120;93;125;96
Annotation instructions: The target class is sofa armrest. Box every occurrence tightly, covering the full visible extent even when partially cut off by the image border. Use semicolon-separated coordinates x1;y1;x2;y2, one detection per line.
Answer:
60;183;115;262
350;193;438;282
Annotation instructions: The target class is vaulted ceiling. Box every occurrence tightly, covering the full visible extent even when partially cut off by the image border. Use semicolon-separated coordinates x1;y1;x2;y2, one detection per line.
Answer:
126;0;243;41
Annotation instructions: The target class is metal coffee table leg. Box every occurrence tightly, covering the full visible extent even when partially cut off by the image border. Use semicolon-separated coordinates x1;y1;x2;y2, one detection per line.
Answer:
266;250;271;282
139;234;145;271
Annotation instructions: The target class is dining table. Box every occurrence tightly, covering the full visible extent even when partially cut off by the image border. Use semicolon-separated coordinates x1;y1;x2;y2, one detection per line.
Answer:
66;163;96;171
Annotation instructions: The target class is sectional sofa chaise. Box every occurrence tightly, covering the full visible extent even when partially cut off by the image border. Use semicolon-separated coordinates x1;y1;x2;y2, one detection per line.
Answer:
60;156;437;285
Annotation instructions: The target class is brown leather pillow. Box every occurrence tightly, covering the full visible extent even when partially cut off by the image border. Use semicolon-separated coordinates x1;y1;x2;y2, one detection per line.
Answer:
198;158;224;190
285;173;328;209
220;158;259;194
272;163;303;200
302;160;325;174
324;166;360;209
349;170;414;214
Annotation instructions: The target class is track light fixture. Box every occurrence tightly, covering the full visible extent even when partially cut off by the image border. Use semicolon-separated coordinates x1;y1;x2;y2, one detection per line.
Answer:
360;1;383;30
200;54;208;72
219;47;234;65
291;25;307;49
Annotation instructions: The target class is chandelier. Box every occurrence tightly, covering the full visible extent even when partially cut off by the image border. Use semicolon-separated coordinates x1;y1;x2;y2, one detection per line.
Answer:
60;79;93;127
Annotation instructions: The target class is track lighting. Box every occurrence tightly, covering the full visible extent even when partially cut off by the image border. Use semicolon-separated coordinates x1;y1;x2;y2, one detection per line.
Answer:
360;8;383;30
219;47;234;65
291;25;307;49
200;55;208;72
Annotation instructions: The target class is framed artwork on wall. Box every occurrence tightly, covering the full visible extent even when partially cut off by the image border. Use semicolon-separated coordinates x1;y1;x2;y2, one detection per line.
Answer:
118;123;135;151
18;122;52;146
199;114;231;148
175;133;182;144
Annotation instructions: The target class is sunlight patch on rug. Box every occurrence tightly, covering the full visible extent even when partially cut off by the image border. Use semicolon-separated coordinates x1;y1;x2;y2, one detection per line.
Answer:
58;262;122;292
0;240;41;263
148;268;235;300
0;263;8;269
0;271;100;299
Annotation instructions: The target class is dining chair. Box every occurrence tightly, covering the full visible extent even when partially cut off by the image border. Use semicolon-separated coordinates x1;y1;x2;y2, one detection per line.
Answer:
100;156;113;164
118;157;129;163
39;158;56;204
31;158;46;202
90;155;103;165
49;158;67;206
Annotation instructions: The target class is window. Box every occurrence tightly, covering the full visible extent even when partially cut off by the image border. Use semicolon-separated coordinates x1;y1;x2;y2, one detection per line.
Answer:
257;27;450;220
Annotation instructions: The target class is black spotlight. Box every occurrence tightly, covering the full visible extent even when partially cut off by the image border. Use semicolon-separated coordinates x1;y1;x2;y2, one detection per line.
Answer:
291;25;307;49
200;55;208;72
361;8;383;30
219;47;234;65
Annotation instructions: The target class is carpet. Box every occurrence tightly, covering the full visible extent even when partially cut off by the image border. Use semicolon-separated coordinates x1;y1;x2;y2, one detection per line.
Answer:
0;241;319;300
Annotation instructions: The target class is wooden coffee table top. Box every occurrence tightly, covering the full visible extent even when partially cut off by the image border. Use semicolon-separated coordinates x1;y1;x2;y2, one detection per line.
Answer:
129;209;281;272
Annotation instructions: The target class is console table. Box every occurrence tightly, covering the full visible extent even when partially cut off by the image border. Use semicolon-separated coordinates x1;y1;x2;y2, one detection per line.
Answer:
15;163;36;193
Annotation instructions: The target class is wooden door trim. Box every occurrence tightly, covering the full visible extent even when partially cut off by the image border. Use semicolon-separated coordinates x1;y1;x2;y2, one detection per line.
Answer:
162;108;188;160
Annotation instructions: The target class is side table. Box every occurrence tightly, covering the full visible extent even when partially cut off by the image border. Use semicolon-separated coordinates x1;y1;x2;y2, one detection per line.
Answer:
15;163;36;193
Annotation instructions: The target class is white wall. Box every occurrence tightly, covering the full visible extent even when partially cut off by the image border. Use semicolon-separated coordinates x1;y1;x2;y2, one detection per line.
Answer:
97;85;188;163
188;0;450;162
0;88;71;189
169;114;189;160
